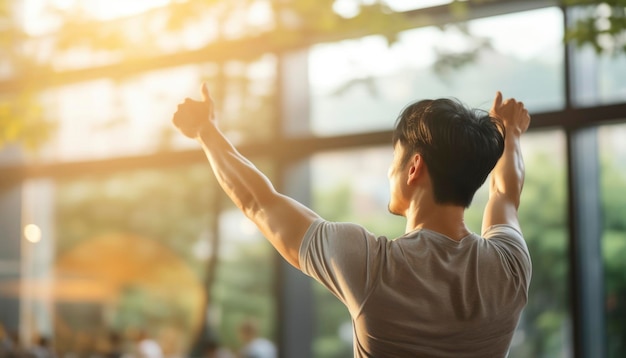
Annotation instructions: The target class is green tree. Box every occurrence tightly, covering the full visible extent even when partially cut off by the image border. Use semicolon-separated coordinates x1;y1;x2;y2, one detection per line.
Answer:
0;1;56;150
600;148;626;358
54;166;218;351
212;240;277;350
564;0;626;54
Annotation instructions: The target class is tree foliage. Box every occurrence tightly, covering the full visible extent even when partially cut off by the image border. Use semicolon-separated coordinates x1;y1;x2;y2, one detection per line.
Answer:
564;0;626;54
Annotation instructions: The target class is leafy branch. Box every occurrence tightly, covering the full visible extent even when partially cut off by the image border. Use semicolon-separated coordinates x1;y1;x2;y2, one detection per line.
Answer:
564;0;626;54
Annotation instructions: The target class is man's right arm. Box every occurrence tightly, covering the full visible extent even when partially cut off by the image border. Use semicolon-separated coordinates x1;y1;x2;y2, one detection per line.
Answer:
172;84;320;269
481;91;531;235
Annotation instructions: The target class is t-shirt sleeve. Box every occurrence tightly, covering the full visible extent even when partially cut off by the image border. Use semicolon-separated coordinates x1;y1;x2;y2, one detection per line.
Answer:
483;224;532;291
298;219;383;312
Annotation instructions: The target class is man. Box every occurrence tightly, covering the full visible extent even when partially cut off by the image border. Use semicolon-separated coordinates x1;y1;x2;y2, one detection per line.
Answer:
172;84;531;357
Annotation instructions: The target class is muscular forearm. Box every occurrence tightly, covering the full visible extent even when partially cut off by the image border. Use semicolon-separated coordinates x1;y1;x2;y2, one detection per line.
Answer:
172;84;318;268
196;124;276;216
489;131;525;208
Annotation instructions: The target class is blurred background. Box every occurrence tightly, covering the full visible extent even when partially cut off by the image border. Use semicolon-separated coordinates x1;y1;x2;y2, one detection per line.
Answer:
0;0;625;357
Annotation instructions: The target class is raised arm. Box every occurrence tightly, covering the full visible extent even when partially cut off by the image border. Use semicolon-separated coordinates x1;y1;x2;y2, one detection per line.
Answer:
172;84;320;269
481;91;531;235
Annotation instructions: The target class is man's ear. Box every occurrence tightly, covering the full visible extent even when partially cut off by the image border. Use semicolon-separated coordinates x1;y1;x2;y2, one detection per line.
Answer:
407;153;424;185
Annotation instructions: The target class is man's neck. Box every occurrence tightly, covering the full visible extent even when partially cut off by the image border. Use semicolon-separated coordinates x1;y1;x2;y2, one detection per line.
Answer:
405;201;470;241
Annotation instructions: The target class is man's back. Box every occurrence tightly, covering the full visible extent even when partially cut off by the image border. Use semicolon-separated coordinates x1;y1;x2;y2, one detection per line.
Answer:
300;220;531;357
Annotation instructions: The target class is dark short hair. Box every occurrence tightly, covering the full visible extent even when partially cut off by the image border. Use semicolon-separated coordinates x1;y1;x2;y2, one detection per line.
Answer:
392;98;505;208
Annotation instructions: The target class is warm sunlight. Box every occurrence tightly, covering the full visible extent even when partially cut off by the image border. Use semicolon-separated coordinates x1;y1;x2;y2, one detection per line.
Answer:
74;0;171;20
23;0;171;34
21;0;450;35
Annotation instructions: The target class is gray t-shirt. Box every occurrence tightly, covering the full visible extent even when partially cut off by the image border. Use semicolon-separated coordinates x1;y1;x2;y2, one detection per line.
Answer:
299;219;531;358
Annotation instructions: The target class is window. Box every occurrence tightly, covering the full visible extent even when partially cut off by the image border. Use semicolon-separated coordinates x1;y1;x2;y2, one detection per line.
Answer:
599;123;626;358
37;162;279;355
213;208;278;352
28;56;276;164
48;165;216;354
308;7;564;136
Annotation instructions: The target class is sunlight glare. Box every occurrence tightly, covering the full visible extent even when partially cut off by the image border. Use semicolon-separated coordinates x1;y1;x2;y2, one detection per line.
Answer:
24;224;42;243
82;0;172;20
23;0;171;35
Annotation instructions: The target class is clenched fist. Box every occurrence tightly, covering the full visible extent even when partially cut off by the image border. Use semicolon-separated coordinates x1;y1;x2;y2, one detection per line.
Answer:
172;83;215;139
489;91;530;137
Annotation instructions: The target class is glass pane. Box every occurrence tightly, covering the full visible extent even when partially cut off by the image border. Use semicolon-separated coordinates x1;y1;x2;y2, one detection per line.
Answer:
211;208;278;356
599;123;626;358
310;147;405;238
4;163;277;356
466;130;571;357
571;48;626;107
51;165;217;356
308;7;564;136
25;56;276;164
21;0;271;58
591;55;626;105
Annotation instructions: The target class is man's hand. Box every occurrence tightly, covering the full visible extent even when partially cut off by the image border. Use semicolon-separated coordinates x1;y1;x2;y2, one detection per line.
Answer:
490;91;530;137
482;91;530;234
172;83;215;139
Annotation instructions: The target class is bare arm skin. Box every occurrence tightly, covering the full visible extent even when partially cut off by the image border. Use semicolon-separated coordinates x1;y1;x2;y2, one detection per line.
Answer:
172;84;320;269
481;91;531;235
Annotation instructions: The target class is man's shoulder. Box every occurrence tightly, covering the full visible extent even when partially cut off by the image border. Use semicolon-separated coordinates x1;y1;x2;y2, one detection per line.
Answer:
482;224;532;281
303;219;385;243
482;224;525;243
